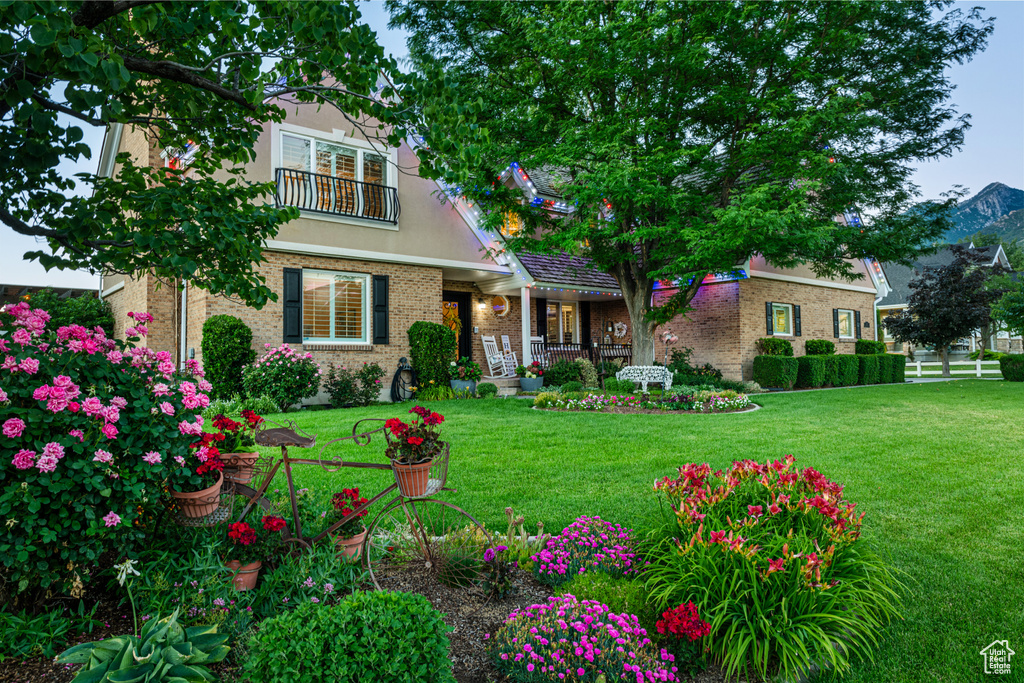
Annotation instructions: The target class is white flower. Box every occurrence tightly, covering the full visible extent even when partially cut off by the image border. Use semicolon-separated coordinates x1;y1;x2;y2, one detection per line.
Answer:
450;361;457;366
115;558;141;586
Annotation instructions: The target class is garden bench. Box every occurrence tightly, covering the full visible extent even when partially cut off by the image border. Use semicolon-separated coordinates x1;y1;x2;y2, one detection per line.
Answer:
615;365;673;392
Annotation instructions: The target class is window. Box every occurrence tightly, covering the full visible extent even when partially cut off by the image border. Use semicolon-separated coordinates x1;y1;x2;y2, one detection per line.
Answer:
772;303;793;336
499;211;522;238
277;132;397;223
302;269;370;343
546;302;577;343
837;309;855;339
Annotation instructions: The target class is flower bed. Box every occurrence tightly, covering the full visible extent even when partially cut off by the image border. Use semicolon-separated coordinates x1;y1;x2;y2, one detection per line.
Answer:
531;516;639;587
533;390;754;414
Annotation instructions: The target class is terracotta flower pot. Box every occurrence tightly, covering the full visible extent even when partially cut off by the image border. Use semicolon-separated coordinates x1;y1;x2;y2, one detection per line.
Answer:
170;471;223;518
225;559;262;591
218;451;259;484
392;460;433;498
334;529;368;560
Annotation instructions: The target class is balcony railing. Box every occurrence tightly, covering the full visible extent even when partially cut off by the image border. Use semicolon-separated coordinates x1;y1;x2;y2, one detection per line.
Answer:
275;168;401;224
531;341;633;372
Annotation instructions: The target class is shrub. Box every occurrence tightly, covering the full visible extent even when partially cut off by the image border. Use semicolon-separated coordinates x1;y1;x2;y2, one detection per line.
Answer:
741;380;763;394
822;354;840;386
804;339;836;355
999;354;1024;381
876;353;895;384
451;356;482;382
202;393;277;420
752;355;799;389
23;288;115;337
354;362;386;405
969;349;1006;360
574;358;600;387
242;344;321;411
489;595;679;682
560;380;584;393
532;391;563;409
477;382;498;397
755;337;794;356
648;458;902;682
531;516;639;587
615;378;637;393
890;354;907;383
795;355;828;388
0;306;207;597
201;315;256;399
836;355;860;386
858;354;880;385
855;339;887;355
408;321;457;386
242;591;454;683
324;363;358;408
544;359;581;386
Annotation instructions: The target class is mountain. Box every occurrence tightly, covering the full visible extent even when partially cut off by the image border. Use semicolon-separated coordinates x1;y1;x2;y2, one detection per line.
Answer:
942;182;1024;243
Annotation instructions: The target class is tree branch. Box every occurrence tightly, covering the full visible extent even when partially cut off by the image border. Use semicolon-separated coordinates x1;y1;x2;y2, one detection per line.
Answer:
120;55;258;112
31;94;106;126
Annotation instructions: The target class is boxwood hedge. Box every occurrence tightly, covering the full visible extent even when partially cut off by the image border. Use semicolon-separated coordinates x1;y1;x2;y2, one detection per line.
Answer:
752;356;799;389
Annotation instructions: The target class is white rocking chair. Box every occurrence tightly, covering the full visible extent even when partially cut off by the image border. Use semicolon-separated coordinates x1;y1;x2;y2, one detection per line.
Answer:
500;335;520;375
482;335;515;378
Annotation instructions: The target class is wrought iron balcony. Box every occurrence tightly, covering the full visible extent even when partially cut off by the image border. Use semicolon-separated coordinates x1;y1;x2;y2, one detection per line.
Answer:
275;168;400;224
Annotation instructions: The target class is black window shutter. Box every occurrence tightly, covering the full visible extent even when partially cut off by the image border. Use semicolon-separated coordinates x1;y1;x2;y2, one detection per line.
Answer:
765;302;774;335
282;268;302;343
580;301;592;349
372;275;389;345
833;309;840;338
854;310;862;339
794;305;802;337
536;297;548;340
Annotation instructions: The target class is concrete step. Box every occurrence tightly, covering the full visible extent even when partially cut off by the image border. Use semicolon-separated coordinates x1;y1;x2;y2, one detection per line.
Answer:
482;376;520;396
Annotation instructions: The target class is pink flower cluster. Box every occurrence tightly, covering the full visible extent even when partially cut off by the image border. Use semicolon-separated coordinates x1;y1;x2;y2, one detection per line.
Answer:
255;343;322;376
532;516;639;587
489;594;678;682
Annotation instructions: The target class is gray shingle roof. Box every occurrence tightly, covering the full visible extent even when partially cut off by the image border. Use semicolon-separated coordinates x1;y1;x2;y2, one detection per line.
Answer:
516;252;620;289
878;245;1001;307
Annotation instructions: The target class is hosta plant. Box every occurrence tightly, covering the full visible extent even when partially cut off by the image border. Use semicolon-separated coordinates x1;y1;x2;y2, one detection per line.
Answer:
646;457;902;681
56;607;229;682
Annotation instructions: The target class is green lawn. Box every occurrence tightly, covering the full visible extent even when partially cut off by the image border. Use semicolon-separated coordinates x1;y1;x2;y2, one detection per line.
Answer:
252;380;1024;682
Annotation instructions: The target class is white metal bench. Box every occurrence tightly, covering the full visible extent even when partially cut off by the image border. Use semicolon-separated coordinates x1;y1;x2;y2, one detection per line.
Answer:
615;365;673;392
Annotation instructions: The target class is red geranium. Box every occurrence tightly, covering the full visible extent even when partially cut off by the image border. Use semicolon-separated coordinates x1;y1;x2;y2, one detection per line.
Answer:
656;602;711;641
385;407;445;465
262;515;287;532
228;521;256;546
329;487;370;536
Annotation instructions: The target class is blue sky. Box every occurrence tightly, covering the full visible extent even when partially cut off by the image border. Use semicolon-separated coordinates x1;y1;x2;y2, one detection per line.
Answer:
3;1;1022;290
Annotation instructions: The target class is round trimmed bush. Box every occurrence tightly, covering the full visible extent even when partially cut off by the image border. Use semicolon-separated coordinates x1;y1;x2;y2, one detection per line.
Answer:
242;591;454;683
201;315;256;399
855;339;886;355
242;344;321;411
804;339;836;355
999;354;1024;381
477;382;498;397
755;337;794;356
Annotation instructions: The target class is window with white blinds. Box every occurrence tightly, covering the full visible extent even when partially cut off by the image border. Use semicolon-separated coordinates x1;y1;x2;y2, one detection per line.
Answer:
281;133;387;185
302;269;370;343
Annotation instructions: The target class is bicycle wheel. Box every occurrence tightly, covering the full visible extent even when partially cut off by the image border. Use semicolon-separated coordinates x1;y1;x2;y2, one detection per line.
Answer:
363;498;494;614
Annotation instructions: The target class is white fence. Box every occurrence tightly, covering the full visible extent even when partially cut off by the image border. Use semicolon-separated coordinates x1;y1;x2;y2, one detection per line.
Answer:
904;359;1002;378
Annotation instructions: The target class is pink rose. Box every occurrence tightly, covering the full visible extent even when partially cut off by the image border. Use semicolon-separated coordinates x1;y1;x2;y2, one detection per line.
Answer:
159;402;175;416
106;350;123;364
101;423;118;440
93;449;113;463
2;417;26;438
0;388;7;402
103;511;121;527
110;396;127;409
12;449;35;469
42;442;65;460
103;406;120;423
157;360;175;374
152;383;171;396
82;397;103;417
19;357;39;374
12;328;31;345
33;384;50;401
68;429;85;442
182;394;200;410
36;454;58;473
143;451;162;465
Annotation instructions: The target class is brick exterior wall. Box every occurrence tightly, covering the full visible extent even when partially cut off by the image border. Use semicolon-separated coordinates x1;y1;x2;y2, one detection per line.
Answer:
104;276;180;362
441;281;530;372
653;277;876;381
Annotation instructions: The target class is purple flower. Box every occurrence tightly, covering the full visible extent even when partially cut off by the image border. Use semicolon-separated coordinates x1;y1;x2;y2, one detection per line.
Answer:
103;511;121;528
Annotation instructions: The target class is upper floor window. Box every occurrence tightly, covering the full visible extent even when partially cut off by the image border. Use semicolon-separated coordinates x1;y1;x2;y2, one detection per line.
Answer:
499;211;522;238
302;269;370;343
276;132;399;224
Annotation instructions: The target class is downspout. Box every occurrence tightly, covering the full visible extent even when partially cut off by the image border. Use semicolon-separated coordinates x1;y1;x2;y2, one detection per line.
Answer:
179;281;188;370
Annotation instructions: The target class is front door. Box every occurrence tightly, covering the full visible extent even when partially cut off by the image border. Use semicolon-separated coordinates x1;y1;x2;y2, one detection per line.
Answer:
441;290;472;360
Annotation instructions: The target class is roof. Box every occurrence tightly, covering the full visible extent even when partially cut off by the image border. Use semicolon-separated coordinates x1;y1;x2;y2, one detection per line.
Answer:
877;245;1003;308
516;252;620;289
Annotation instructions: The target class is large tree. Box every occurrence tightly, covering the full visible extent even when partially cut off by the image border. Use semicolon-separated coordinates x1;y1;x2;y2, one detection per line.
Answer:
884;245;1009;375
390;1;993;363
0;1;476;307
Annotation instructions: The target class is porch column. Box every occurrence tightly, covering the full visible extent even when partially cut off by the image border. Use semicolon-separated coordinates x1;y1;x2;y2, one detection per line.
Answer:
520;286;532;365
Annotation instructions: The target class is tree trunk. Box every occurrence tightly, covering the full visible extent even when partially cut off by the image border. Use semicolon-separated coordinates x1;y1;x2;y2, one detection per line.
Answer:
611;263;657;366
940;345;950;377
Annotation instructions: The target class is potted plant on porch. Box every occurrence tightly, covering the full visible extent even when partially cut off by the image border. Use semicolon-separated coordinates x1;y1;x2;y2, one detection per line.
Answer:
449;357;482;392
212;410;264;484
516;361;544;392
329;487;371;560
384;406;447;498
224;516;285;590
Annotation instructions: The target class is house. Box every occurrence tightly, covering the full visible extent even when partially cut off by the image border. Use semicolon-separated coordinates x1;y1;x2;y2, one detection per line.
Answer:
877;244;1022;357
96;99;891;390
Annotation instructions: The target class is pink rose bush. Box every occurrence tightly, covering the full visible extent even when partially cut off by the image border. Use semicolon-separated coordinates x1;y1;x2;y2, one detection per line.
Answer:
489;594;679;682
0;303;214;593
646;457;901;680
241;343;321;412
532;516;640;587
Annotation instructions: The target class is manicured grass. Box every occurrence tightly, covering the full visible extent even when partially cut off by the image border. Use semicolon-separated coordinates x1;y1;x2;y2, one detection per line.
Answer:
252;380;1024;682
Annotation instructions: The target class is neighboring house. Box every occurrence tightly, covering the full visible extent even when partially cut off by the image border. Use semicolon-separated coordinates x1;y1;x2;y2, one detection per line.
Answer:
877;244;1022;357
97;100;890;389
0;284;97;309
